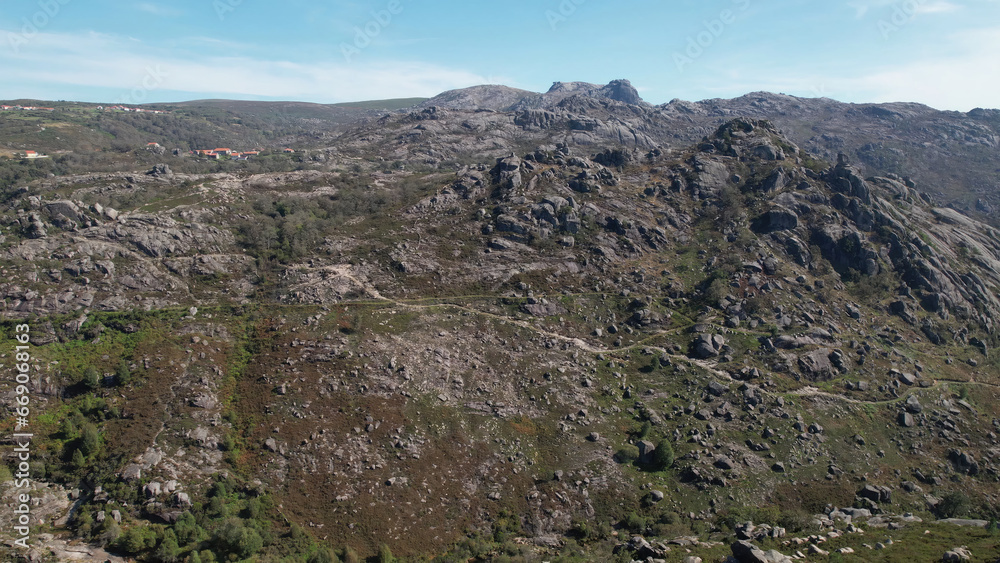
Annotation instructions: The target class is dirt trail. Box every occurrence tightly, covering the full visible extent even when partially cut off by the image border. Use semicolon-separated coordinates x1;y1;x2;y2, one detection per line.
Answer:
329;265;1000;407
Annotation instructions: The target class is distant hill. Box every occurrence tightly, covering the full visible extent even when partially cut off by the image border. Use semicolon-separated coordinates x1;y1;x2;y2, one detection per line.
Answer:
331;97;428;110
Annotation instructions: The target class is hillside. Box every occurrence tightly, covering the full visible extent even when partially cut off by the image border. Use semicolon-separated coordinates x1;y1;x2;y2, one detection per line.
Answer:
0;86;999;562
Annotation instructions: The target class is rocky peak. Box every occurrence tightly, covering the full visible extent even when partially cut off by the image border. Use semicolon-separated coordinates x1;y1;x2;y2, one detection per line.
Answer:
544;78;645;106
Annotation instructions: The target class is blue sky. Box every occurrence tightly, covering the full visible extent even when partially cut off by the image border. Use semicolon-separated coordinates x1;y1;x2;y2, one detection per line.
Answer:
1;0;998;110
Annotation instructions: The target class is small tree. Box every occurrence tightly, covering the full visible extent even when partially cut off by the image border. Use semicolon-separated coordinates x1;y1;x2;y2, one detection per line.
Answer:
82;366;100;391
377;544;395;563
307;548;339;563
116;525;158;554
155;529;180;563
649;440;675;471
935;491;971;519
98;518;121;546
115;362;132;386
214;518;262;559
80;423;101;457
59;417;78;439
71;448;86;469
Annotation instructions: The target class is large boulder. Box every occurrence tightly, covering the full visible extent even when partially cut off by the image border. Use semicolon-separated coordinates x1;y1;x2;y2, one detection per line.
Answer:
942;547;972;561
798;348;835;380
730;540;793;563
692;333;726;359
752;207;798;233
858;484;892;504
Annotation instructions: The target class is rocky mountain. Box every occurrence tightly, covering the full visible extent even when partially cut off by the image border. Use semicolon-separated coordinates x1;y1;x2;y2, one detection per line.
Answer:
410;81;1000;225
416;78;647;112
2;86;1000;563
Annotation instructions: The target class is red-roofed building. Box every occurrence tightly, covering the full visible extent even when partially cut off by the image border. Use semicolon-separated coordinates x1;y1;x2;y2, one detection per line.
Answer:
214;148;232;155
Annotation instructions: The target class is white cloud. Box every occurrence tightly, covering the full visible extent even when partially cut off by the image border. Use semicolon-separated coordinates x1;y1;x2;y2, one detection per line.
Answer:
0;29;493;103
914;1;961;13
848;0;962;19
678;23;1000;111
845;26;1000;110
847;0;895;19
136;3;183;17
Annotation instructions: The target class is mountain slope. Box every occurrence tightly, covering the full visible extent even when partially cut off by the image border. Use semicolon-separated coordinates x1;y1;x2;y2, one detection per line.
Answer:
2;107;1000;561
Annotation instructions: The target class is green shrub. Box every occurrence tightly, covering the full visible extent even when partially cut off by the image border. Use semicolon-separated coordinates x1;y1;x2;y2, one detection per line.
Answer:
615;445;640;464
79;423;100;456
212;518;263;559
705;278;730;306
154;529;180;563
307;547;339;563
173;512;203;545
98;518;121;546
935;491;971;518
958;385;970;401
74;510;94;538
115;361;132;386
637;421;652;439
649;440;674;471
569;518;611;542
341;546;361;563
116;524;158;554
622;512;646;534
82;366;100;390
59;417;78;439
71;448;86;469
377;544;396;563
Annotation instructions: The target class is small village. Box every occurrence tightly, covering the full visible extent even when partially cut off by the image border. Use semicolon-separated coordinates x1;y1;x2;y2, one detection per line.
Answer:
0;105;55;111
98;105;168;114
190;147;295;160
15;149;48;159
1;103;167;114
